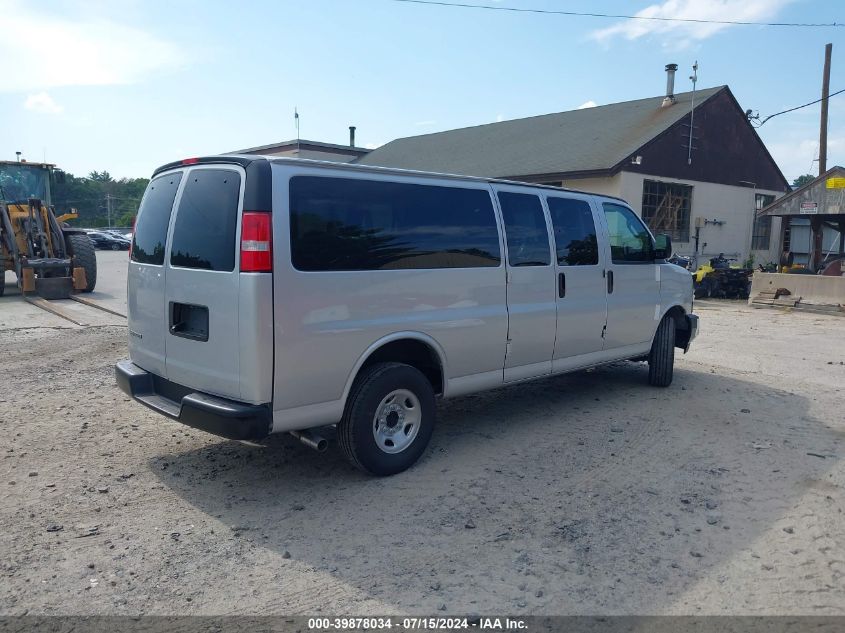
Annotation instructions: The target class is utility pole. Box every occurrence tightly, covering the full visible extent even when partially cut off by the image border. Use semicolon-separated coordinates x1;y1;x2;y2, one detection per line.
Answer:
819;43;832;175
105;194;112;228
812;43;832;271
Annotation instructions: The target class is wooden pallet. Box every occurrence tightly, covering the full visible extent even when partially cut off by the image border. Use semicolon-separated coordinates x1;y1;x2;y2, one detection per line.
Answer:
751;292;801;307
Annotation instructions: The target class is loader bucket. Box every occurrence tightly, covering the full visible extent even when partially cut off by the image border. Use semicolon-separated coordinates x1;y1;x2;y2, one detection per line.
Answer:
34;276;74;300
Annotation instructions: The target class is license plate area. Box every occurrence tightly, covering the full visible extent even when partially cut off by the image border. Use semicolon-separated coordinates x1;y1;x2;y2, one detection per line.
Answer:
169;302;209;342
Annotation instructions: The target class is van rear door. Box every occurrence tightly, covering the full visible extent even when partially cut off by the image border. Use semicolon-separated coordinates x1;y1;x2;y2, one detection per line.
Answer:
163;166;245;400
127;171;183;377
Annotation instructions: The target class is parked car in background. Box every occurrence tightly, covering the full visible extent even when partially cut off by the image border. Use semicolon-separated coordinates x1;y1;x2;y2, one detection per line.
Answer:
88;231;130;250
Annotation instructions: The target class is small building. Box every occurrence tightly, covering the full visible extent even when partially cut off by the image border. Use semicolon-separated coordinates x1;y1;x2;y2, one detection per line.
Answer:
233;131;370;164
759;165;845;271
359;66;789;265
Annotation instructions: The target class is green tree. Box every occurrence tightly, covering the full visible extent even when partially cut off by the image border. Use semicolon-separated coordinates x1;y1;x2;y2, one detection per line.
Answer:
792;174;815;189
52;171;148;228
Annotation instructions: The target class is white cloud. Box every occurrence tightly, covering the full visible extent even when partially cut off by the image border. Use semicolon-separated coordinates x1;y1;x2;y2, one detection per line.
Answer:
578;100;598;109
763;135;845;183
24;92;63;114
0;0;184;93
591;0;795;45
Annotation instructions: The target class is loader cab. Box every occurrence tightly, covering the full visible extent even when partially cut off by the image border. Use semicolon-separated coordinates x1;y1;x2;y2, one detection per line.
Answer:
0;161;52;205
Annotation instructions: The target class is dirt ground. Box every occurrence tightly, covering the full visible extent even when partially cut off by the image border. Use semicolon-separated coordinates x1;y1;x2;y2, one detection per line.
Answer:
1;299;843;616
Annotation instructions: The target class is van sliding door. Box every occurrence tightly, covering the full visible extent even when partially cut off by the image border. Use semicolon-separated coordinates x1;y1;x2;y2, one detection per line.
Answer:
495;188;557;382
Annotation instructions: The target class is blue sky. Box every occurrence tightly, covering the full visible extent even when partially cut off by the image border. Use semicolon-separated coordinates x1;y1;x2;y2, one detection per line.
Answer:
2;0;842;182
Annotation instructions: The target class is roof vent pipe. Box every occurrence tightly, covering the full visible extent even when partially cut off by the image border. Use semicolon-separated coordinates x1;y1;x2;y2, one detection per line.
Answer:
349;126;356;147
662;63;678;107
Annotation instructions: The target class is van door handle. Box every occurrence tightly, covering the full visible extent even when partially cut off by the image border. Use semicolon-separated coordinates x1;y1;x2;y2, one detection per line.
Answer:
607;270;614;294
558;272;566;298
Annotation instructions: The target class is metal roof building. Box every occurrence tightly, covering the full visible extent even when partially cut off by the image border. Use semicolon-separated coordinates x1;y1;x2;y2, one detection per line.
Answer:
760;166;845;271
358;72;789;264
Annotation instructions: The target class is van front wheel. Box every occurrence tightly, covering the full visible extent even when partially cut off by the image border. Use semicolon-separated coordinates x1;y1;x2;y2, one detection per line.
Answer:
338;362;436;476
648;315;675;387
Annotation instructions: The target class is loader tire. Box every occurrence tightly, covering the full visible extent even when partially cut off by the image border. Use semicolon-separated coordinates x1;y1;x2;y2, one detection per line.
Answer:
0;257;5;297
647;315;675;387
66;233;97;292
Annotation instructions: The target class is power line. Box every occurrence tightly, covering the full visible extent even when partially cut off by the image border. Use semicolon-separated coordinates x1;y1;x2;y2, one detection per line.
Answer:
386;0;843;27
751;87;845;127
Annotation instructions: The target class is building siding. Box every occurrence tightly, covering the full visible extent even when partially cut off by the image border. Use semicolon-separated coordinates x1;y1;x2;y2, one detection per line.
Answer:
623;89;788;192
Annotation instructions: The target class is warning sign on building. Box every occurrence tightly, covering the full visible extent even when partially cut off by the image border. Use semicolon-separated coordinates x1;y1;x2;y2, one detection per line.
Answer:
826;177;845;189
800;201;819;214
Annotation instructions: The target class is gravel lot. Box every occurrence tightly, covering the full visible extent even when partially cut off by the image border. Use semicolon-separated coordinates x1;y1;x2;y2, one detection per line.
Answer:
1;292;843;615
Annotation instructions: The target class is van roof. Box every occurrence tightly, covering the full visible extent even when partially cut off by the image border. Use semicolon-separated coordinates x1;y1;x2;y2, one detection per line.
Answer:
152;155;629;204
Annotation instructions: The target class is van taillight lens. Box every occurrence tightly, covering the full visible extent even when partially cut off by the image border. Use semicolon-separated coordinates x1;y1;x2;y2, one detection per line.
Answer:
240;212;272;272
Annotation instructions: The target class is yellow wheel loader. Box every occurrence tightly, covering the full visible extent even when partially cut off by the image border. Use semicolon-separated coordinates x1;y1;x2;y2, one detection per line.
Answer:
0;160;96;299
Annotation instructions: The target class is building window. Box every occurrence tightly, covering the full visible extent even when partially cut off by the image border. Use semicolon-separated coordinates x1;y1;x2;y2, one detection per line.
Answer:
751;194;776;250
641;180;692;242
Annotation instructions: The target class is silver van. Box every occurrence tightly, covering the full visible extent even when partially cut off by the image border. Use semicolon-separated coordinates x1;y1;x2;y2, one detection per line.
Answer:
116;156;698;475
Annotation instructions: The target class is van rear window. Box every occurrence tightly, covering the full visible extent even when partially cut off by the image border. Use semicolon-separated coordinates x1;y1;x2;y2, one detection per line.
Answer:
131;173;182;265
289;176;500;271
170;169;241;271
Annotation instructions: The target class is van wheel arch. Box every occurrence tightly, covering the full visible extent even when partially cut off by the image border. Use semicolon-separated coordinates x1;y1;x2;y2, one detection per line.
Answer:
349;336;445;401
662;305;691;351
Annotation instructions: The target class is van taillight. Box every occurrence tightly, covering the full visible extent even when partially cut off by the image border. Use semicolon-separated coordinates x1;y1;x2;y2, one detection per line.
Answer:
240;212;272;272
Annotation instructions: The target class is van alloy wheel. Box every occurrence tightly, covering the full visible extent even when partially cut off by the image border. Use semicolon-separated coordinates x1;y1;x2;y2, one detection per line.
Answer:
373;389;421;454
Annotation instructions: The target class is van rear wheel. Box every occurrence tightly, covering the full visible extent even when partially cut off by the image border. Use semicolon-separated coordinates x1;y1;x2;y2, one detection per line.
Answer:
648;315;675;387
338;362;435;476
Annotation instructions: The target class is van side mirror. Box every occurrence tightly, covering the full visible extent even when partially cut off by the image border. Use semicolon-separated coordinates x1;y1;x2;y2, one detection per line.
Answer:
654;234;672;260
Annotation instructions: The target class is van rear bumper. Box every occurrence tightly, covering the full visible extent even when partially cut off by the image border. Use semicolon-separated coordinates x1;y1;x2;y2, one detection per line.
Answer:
115;360;271;441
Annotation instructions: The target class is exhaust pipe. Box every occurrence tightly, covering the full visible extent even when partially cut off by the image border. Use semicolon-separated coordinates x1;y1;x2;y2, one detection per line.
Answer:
290;429;328;452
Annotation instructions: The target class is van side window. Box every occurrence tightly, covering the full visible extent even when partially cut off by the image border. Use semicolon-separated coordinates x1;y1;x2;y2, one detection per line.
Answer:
497;192;550;267
289;176;500;271
547;197;599;266
131;173;182;265
602;202;654;264
170;169;241;271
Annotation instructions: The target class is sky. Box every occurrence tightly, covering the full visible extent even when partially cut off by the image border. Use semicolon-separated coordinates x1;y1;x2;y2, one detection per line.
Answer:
1;0;843;182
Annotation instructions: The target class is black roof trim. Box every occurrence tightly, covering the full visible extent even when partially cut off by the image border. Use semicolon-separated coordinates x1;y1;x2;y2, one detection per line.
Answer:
152;155;273;212
152;155;261;177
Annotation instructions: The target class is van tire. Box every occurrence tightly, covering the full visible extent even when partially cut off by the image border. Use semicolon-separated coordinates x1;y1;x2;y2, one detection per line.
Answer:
338;362;436;476
65;234;97;292
648;315;675;387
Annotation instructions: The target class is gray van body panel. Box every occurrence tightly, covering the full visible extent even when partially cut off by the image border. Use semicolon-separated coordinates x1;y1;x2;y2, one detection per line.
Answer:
269;164;509;432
